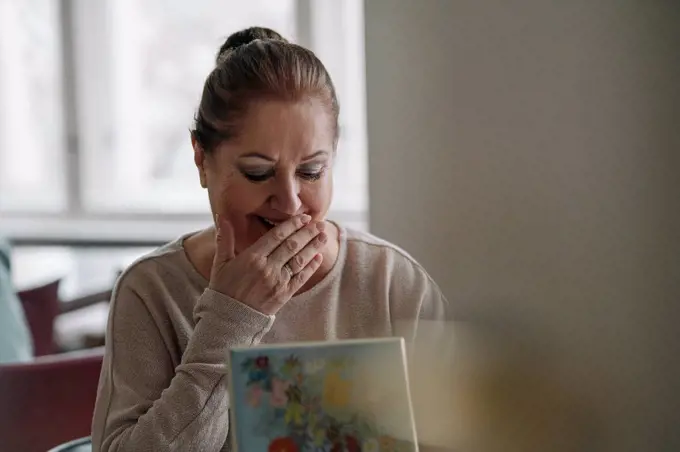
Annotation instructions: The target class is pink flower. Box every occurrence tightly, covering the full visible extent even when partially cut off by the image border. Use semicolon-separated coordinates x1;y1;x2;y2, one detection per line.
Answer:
255;356;270;369
270;378;291;407
247;385;263;407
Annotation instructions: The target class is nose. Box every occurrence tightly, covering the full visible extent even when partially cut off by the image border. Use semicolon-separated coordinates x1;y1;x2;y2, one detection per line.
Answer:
269;172;302;215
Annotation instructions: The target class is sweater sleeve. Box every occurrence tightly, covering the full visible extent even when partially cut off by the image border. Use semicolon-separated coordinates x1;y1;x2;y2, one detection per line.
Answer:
91;277;274;452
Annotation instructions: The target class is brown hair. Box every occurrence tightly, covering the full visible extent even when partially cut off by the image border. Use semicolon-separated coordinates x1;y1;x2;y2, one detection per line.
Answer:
191;26;340;152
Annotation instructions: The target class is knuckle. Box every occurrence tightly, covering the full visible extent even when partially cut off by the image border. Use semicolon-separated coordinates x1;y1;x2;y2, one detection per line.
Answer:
293;272;307;286
273;278;288;294
274;229;287;241
248;253;266;269
315;235;327;247
286;239;299;252
264;273;279;291
293;254;305;268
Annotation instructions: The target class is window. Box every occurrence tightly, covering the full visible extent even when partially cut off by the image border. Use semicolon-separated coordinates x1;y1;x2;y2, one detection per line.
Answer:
1;0;367;223
0;0;67;212
76;0;299;213
1;0;367;297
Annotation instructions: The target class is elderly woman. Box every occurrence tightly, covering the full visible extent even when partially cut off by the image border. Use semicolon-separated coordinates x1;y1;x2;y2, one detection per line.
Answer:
91;27;449;451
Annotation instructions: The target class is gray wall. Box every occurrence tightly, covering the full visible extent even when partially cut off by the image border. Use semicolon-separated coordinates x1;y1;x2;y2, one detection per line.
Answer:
364;1;679;450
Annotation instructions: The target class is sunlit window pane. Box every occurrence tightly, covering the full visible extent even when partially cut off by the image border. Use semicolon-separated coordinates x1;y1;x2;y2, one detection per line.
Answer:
79;0;297;213
0;0;66;212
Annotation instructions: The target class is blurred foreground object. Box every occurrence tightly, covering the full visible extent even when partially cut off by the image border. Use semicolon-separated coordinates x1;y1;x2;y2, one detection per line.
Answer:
408;318;601;452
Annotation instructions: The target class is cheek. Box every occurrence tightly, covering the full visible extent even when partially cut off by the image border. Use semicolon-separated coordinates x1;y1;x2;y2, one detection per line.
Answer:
300;178;333;220
207;174;264;232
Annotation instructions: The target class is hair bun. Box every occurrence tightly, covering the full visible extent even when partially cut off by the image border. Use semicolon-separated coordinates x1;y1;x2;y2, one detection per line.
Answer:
216;26;287;64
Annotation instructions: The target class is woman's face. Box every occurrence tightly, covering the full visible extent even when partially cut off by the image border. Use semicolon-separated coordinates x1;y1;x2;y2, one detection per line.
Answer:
194;98;335;254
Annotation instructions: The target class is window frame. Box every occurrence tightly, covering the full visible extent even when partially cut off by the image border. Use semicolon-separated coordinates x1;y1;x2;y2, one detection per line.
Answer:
0;0;368;247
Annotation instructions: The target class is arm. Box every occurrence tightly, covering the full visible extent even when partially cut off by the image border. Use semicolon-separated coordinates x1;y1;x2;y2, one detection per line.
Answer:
92;277;274;452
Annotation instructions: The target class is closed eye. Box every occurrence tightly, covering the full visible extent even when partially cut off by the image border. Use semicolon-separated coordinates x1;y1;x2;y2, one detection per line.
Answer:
241;169;274;182
239;165;326;183
297;165;326;181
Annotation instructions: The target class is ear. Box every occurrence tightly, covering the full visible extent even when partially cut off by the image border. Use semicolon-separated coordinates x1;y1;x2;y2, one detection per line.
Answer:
192;133;208;188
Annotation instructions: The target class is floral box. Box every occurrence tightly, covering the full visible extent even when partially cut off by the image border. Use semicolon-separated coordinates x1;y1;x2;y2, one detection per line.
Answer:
228;337;419;452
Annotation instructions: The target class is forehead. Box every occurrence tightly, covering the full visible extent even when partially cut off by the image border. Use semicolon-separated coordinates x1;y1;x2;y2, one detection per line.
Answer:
229;98;334;158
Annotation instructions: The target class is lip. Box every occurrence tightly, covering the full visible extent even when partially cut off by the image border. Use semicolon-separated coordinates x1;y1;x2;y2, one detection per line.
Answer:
252;214;291;229
258;216;291;223
252;213;306;223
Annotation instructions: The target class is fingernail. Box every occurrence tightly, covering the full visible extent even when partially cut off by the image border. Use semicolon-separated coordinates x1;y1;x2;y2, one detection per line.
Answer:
316;221;325;232
301;214;311;224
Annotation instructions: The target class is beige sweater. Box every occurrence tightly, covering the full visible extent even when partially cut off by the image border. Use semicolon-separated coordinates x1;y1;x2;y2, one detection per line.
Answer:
91;225;450;452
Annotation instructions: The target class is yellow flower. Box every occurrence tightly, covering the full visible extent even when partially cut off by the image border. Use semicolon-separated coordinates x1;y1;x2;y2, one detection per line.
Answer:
379;435;396;452
322;370;351;408
284;402;304;425
363;438;379;452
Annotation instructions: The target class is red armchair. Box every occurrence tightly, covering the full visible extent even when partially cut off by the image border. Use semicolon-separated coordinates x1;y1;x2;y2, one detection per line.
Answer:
17;278;113;355
17;279;61;356
0;347;104;451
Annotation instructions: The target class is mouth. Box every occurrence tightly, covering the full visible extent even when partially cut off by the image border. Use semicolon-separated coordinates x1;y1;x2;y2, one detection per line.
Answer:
255;215;284;230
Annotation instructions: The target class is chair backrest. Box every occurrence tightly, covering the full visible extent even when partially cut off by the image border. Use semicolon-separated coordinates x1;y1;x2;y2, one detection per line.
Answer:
17;279;62;356
0;348;103;452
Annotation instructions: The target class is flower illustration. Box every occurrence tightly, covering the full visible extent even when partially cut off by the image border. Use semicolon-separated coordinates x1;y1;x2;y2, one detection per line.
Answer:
323;371;351;408
330;435;361;452
268;436;298;452
270;377;291;407
363;438;379;452
284;402;305;425
247;384;263;407
255;355;270;369
345;435;361;452
244;355;271;386
284;355;301;369
303;358;326;374
379;435;396;452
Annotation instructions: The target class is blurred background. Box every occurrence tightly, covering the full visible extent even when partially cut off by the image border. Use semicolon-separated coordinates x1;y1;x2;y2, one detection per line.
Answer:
1;0;679;451
0;0;367;349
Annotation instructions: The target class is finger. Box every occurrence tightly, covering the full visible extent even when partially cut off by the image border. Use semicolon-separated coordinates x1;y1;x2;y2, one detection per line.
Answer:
268;221;324;267
249;214;311;256
288;253;323;293
214;214;236;264
282;229;328;274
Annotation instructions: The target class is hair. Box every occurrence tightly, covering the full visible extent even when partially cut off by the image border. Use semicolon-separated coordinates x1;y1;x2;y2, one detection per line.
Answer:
191;26;340;153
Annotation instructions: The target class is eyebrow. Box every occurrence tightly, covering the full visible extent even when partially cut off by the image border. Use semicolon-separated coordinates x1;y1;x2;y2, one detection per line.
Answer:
238;150;329;162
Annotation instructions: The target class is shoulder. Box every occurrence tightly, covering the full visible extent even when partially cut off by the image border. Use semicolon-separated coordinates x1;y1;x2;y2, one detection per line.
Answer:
104;236;203;348
342;226;450;320
343;227;434;283
109;236;200;319
114;239;186;294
